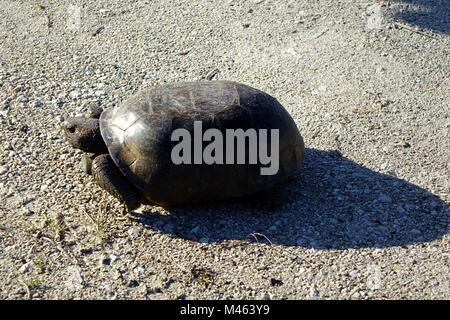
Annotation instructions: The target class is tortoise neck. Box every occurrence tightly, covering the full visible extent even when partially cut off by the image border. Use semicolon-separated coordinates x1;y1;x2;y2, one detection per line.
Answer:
91;135;108;156
80;119;108;155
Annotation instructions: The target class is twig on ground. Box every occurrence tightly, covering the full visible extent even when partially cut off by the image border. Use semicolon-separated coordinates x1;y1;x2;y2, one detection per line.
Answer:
82;208;101;232
393;22;438;39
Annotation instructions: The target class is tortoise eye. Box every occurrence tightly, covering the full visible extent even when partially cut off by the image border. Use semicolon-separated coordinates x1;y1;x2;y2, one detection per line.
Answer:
67;126;76;133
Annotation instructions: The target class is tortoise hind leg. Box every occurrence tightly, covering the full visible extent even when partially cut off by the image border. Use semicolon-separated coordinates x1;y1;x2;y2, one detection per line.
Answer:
91;154;142;211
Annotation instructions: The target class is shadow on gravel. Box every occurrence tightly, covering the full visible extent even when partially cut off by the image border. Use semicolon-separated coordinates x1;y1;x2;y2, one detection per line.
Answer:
390;0;450;35
135;148;449;249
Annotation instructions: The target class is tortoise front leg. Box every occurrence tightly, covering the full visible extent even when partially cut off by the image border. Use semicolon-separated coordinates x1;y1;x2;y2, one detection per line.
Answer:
91;154;142;211
80;153;96;175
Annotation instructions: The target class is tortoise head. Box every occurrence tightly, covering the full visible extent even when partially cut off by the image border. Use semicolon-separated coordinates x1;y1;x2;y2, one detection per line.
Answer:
62;116;108;154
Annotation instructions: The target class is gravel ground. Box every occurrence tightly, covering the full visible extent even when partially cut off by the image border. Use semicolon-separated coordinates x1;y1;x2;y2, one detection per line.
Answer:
0;0;449;300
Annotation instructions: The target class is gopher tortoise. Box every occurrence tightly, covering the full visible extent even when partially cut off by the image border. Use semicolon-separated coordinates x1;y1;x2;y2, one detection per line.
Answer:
63;81;304;210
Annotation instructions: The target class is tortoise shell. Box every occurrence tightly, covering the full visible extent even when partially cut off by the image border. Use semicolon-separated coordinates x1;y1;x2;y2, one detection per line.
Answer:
100;81;304;205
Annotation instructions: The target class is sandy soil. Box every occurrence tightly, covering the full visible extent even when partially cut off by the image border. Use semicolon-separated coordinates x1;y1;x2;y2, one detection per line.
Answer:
0;0;449;299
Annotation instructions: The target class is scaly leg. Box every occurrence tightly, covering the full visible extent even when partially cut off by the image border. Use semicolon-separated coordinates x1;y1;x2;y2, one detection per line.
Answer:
91;154;142;211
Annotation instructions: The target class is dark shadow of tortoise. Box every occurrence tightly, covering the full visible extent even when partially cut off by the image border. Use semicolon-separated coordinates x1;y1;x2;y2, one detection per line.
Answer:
133;148;449;249
388;0;450;35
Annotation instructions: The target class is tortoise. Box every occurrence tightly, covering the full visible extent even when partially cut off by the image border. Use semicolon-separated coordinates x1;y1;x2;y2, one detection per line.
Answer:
63;81;304;210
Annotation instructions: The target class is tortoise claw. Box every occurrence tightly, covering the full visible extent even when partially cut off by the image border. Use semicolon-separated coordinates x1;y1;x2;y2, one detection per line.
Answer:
80;153;96;175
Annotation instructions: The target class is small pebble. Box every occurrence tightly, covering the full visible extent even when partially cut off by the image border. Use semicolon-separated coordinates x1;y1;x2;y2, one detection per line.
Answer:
19;261;34;273
348;270;359;278
69;90;81;100
32;99;43;107
128;227;141;239
177;48;191;56
18;95;29;104
109;254;118;264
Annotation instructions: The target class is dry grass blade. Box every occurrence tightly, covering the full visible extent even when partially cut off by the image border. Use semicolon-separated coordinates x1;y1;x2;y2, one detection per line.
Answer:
249;232;273;245
18;279;31;300
41;236;78;264
393;22;438;39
